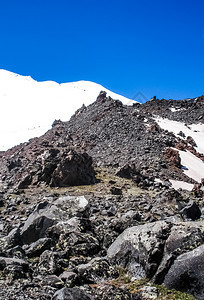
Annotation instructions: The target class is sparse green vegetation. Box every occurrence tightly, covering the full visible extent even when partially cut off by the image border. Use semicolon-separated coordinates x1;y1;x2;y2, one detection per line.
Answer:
109;270;195;300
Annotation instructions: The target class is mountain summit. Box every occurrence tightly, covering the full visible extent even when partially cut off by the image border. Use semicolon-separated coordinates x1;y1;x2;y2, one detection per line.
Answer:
0;69;135;150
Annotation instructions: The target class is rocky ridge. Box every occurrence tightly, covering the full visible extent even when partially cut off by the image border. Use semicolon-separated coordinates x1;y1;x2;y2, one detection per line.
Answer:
0;92;203;299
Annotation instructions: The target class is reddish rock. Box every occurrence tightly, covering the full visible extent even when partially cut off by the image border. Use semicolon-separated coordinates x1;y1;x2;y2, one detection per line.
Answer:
164;148;181;168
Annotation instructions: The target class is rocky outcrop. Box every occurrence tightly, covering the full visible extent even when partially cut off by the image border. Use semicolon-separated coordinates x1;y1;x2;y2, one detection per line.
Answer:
50;151;96;187
0;148;96;190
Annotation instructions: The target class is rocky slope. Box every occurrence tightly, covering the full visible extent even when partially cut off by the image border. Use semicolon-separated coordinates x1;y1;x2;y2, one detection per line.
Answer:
0;92;203;299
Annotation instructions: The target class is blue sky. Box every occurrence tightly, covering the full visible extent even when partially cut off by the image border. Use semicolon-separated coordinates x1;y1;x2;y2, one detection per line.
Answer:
0;0;204;101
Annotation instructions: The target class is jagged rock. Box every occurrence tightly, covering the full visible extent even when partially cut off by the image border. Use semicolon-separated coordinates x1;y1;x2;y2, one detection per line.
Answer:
0;227;21;255
20;201;57;244
186;136;197;147
153;221;204;284
23;238;52;257
59;271;78;287
41;275;64;288
0;257;29;280
77;257;118;284
180;200;201;220
163;148;181;168
58;231;100;256
7;245;25;259
18;174;32;189
38;250;59;275
192;179;204;197
163;244;204;300
50;150;96;187
107;221;170;279
53;287;94;300
21;196;89;244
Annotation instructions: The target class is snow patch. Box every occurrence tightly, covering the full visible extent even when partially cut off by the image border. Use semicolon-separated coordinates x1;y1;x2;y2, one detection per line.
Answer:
77;196;89;209
169;179;194;191
154;117;204;154
0;69;136;151
176;149;204;183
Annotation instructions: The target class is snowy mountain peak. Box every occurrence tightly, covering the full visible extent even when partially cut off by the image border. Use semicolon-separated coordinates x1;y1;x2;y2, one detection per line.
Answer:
0;69;136;151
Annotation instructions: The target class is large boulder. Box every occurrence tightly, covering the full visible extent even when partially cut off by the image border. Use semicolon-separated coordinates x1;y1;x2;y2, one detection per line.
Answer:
107;219;204;298
153;221;204;283
107;221;170;279
163;244;204;300
50;150;96;187
21;195;89;244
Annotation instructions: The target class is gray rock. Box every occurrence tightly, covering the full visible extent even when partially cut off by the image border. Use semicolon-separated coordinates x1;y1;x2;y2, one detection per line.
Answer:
153;221;204;284
38;250;59;275
107;221;170;279
140;286;158;299
0;256;28;270
23;238;52;257
58;231;100;256
52;287;94;300
41;275;64;288
77;257;118;283
0;256;29;280
21;196;89;244
164;244;204;300
59;271;78;287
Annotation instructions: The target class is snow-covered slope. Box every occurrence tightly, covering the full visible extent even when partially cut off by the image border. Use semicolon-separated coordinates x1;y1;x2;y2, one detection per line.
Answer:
0;69;135;150
154;117;204;188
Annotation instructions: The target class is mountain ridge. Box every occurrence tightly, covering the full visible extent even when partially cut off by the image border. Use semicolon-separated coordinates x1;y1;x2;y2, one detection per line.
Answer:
0;69;136;151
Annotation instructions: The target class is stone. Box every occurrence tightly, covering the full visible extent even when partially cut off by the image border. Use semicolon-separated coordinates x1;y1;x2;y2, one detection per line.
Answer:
180;200;201;220
52;287;94;300
21;196;89;244
0;257;29;280
23;238;52;257
50;150;96;187
77;257;118;283
41;275;64;288
163;244;204;299
107;221;170;279
153;221;204;284
59;271;78;287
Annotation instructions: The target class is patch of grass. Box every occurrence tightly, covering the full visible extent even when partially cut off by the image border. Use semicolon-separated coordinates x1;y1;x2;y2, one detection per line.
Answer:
110;272;195;300
155;284;196;300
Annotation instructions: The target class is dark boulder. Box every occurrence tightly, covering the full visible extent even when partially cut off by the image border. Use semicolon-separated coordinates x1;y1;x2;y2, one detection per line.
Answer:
0;257;29;280
50;150;96;187
23;238;52;257
180;200;201;220
163;244;204;300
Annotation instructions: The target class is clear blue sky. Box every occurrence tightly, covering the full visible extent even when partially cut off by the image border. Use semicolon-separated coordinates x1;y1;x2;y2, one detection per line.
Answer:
0;0;204;101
